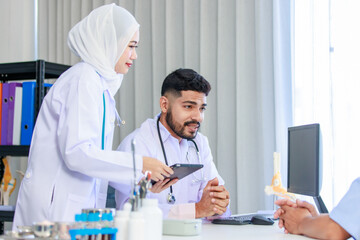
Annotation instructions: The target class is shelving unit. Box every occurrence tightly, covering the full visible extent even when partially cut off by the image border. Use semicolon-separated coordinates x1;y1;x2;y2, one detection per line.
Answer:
0;60;71;233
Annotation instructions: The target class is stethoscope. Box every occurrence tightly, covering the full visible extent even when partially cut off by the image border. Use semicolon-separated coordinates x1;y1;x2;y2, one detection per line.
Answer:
101;92;125;149
156;116;204;204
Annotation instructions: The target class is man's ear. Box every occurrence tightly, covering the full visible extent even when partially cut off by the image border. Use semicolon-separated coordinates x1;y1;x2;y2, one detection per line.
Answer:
159;96;169;113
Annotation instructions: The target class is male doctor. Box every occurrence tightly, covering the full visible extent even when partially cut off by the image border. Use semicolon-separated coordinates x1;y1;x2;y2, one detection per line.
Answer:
116;68;231;219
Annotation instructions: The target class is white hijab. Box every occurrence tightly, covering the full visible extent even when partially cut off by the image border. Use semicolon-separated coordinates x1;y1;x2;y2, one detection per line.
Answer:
68;3;139;96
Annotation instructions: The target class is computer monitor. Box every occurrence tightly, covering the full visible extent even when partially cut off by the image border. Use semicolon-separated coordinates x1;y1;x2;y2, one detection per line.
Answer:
287;123;328;213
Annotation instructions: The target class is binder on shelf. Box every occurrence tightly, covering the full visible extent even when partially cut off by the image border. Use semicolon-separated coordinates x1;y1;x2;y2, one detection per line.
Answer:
20;82;36;145
12;83;23;145
0;83;2;144
20;82;53;145
1;83;9;145
6;83;22;145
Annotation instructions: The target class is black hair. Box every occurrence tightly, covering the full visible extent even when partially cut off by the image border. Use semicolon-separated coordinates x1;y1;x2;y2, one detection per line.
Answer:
161;68;211;97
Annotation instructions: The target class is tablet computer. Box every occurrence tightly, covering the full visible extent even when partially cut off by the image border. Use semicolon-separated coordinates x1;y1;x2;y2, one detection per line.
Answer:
151;163;203;184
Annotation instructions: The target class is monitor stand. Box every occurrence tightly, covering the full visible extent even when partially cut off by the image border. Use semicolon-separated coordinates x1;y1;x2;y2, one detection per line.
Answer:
313;196;328;213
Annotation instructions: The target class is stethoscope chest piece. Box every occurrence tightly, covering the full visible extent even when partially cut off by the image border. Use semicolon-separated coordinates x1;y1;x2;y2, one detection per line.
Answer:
167;192;176;204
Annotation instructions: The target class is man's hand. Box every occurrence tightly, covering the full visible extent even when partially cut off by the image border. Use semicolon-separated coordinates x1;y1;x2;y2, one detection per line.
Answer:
150;178;178;193
279;205;312;235
275;199;319;233
274;199;297;230
295;199;319;217
276;199;350;239
142;157;173;181
195;177;230;218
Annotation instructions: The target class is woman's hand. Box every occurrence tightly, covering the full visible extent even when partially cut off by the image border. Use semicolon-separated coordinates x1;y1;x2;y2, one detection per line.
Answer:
142;157;173;181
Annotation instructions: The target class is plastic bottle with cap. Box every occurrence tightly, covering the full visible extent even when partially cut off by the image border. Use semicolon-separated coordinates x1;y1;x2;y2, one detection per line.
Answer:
127;210;145;240
114;202;131;240
140;198;162;240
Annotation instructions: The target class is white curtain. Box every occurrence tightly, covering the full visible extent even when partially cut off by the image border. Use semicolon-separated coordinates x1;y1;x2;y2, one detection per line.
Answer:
0;0;36;62
293;0;334;209
1;0;293;214
293;0;360;210
0;0;36;209
273;0;294;203
330;0;360;207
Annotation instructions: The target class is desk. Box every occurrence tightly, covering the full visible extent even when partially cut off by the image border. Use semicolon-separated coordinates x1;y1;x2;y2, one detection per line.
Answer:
162;221;314;240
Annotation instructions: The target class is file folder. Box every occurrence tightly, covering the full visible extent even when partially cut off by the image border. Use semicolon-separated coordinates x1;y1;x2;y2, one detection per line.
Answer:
12;83;23;145
0;83;2;144
20;82;36;145
1;83;9;145
6;82;22;145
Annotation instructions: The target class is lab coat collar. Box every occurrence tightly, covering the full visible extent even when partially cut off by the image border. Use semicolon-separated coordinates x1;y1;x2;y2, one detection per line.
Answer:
102;78;125;127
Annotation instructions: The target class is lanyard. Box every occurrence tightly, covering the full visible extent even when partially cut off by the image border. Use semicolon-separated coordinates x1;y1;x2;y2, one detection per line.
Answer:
101;91;125;150
102;93;105;150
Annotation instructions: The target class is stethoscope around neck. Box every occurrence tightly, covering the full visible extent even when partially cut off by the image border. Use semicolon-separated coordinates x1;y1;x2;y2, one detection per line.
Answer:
156;116;202;204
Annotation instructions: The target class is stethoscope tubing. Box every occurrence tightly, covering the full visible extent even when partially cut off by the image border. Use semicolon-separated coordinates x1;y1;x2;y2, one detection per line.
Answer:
156;116;200;204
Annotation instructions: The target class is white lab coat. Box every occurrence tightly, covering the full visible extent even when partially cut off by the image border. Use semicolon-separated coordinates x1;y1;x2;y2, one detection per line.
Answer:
116;116;231;218
13;62;142;228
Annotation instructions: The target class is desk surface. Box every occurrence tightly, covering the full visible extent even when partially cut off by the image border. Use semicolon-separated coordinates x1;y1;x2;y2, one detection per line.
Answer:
162;221;314;240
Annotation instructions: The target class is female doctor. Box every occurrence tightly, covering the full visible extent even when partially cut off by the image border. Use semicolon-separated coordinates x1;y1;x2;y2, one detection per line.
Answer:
13;3;172;228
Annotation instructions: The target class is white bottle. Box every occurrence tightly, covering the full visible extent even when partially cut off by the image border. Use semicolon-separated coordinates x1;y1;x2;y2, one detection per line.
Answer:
140;198;162;240
127;211;145;240
114;203;131;240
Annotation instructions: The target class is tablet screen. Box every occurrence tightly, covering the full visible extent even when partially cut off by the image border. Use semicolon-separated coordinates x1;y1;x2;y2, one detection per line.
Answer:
151;163;203;184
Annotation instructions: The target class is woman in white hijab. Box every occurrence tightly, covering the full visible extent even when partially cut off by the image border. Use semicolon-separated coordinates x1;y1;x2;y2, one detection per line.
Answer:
13;3;172;227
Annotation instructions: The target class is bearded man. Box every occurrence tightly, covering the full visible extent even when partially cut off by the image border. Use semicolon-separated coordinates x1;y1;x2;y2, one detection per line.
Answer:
114;68;230;219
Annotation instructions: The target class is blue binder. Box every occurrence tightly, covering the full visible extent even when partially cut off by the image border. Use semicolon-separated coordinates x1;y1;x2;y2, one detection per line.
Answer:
20;82;53;145
20;82;36;145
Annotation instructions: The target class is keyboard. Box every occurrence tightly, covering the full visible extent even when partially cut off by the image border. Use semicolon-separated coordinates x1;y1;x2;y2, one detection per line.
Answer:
211;214;254;225
211;214;275;225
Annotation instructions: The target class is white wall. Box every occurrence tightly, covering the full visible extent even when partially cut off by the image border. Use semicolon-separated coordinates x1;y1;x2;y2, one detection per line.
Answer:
0;0;36;62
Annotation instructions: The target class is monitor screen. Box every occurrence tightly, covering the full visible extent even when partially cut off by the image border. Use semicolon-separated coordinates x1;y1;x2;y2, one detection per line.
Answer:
287;123;322;196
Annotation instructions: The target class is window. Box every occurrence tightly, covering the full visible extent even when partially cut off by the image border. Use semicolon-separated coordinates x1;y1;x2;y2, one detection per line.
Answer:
293;0;360;210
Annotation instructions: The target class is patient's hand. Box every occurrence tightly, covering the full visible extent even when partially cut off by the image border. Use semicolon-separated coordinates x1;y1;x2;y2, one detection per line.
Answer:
275;199;319;233
274;199;297;230
295;199;319;217
150;178;178;193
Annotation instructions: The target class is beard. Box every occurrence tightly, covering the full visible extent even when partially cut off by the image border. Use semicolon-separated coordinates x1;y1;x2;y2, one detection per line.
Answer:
165;108;200;140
